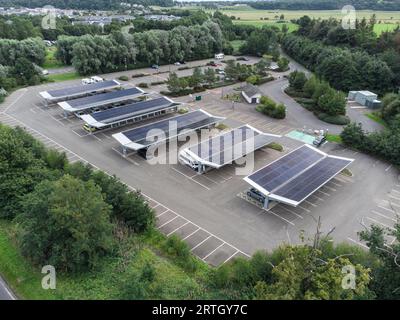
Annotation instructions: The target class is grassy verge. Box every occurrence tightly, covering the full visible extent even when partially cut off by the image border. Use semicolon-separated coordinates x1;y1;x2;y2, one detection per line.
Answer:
0;221;56;299
233;20;299;32
365;112;387;128
46;72;81;83
326;134;342;143
0;220;214;299
42;47;65;69
266;142;283;152
230;40;245;54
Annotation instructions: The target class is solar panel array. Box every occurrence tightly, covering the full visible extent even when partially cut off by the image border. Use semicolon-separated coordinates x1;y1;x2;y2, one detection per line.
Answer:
65;88;142;109
120;110;221;148
91;97;173;124
271;157;351;203
188;126;277;166
247;145;325;192
46;80;119;98
245;145;353;206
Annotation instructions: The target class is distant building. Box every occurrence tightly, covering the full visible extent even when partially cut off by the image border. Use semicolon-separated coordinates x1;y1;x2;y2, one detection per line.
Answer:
348;90;381;109
242;83;262;104
268;63;279;71
144;14;180;21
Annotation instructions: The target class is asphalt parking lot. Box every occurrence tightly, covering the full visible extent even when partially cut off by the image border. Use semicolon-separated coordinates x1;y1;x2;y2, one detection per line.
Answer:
1;57;399;266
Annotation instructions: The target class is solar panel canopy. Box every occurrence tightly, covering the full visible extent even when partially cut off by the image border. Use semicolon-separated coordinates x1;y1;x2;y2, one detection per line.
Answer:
39;80;120;101
181;125;281;169
112;109;224;151
80;97;177;128
58;87;144;112
244;144;353;206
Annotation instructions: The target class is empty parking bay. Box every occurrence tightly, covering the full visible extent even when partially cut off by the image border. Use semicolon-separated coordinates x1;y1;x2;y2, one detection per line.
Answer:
156;211;176;226
154;205;169;216
185;229;210;249
192;236;223;259
170;222;199;239
204;243;238;266
159;216;187;234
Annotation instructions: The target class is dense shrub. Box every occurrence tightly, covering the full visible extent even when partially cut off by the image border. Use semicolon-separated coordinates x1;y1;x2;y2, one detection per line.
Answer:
317;113;350;125
138;82;149;88
282;34;394;94
257;96;286;119
340;122;400;166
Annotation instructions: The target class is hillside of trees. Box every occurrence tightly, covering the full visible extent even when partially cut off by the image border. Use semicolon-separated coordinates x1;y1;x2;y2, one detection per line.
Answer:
0;0;173;9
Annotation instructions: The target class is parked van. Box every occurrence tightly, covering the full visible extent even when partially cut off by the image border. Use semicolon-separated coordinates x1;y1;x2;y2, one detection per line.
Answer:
82;78;94;85
214;53;224;60
91;76;104;83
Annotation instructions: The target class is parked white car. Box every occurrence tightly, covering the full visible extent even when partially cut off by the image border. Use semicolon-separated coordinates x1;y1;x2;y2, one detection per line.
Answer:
82;78;94;85
82;76;104;85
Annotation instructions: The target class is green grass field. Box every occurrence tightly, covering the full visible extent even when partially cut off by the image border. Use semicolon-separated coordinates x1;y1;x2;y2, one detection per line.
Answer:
326;134;343;143
233;20;299;32
46;72;81;82
160;5;400;36
42;47;66;69
232;19;396;35
365;112;388;127
209;6;400;23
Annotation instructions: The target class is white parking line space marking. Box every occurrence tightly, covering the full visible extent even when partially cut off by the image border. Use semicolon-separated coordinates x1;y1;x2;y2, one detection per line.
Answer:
277;205;304;219
190;236;212;252
378;205;396;213
366;216;396;231
297;205;311;213
167;221;190;236
304;200;317;207
182;228;200;241
157;215;178;229
202;242;226;260
171;166;210;190
347;237;369;249
316;189;330;197
156;209;169;218
388;194;400;201
266;209;295;226
385;164;393;172
328;181;342;187
371;210;397;222
223;251;239;264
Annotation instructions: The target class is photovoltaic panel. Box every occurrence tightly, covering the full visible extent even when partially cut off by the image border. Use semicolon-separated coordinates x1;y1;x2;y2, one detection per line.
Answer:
270;156;352;203
187;126;278;167
246;145;325;193
113;110;224;150
45;80;119;98
91;97;173;123
65;87;142;109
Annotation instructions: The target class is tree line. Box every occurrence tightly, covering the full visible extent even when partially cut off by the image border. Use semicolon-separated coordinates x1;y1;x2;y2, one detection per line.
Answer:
0;0;173;10
0;15;134;41
282;33;395;94
0;37;46;92
341;91;400;167
294;15;400;88
56;21;224;75
0;124;154;272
